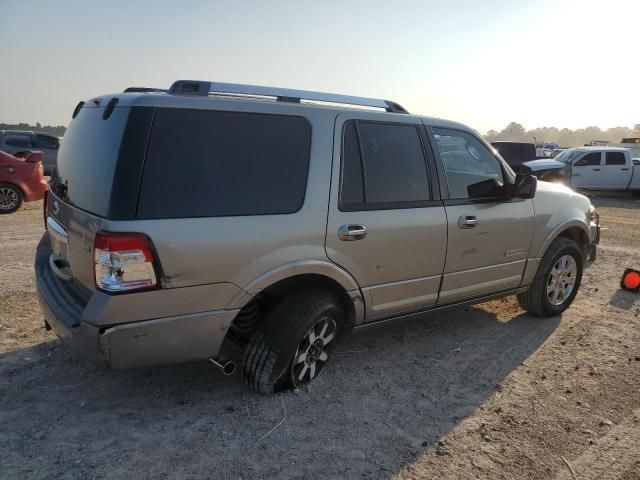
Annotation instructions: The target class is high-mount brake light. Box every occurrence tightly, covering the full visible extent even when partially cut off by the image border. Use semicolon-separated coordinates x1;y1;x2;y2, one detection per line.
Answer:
93;232;158;293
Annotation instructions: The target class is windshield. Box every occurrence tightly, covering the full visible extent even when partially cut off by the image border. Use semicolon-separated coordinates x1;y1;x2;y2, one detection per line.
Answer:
554;148;584;164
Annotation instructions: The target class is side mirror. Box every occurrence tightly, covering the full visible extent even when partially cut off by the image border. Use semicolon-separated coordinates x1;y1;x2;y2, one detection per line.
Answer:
510;173;537;199
467;178;504;198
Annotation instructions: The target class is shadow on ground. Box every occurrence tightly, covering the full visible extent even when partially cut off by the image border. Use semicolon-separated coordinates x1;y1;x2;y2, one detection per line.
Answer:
0;305;560;480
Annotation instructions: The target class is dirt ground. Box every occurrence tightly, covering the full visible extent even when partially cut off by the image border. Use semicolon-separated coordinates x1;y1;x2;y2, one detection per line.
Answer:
1;194;639;480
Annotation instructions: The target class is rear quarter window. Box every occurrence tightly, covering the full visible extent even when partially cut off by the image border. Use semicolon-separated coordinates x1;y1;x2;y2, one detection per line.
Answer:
137;109;311;219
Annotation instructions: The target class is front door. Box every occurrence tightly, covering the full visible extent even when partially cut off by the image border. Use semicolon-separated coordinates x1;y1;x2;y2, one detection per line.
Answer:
326;113;447;321
429;127;535;304
571;151;602;188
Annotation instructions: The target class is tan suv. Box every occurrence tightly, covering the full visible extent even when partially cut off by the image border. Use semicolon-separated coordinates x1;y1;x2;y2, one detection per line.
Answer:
36;80;600;394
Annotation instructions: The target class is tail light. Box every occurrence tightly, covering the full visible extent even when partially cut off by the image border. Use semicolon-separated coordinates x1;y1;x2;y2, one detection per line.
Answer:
94;231;159;293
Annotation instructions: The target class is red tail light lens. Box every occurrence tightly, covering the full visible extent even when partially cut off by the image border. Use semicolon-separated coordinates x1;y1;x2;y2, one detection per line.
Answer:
94;231;159;293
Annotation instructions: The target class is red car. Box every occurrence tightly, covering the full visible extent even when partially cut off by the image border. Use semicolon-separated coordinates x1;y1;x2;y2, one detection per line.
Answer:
0;150;48;213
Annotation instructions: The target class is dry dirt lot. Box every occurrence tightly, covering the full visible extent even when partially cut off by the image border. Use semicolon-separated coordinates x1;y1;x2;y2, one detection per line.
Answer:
1;195;639;480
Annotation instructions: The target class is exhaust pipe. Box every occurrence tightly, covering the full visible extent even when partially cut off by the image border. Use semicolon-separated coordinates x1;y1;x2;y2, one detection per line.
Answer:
209;356;236;376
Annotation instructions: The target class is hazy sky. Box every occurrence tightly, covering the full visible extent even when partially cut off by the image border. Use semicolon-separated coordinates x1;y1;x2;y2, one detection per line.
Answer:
0;0;638;133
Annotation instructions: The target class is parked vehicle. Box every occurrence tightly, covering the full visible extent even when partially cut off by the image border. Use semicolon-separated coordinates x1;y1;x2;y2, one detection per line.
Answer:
0;150;48;213
0;130;60;175
490;141;537;172
36;80;599;394
522;146;640;191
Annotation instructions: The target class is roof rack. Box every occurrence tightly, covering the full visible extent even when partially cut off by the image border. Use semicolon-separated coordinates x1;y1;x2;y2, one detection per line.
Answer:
123;87;167;93
167;80;409;114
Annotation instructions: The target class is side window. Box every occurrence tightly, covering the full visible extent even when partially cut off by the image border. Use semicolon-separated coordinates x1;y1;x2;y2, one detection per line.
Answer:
4;135;32;148
605;152;626;165
35;135;60;149
574;152;601;166
339;121;430;210
432;128;504;199
138;109;311;219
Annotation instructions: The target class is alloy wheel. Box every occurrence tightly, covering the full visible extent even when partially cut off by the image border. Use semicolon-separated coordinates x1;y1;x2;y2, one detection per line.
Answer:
546;254;578;306
0;187;19;211
291;316;337;387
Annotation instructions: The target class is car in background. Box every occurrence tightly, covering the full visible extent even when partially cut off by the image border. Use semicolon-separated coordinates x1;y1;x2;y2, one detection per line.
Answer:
0;150;48;213
490;141;537;172
0;130;60;175
522;147;640;191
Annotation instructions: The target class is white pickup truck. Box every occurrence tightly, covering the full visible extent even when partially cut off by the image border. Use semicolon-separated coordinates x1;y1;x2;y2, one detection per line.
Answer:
522;146;640;191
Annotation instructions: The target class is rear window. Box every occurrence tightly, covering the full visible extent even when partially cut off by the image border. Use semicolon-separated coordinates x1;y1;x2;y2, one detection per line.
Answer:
339;120;431;211
137;109;311;219
605;152;626;165
52;106;129;217
491;142;536;166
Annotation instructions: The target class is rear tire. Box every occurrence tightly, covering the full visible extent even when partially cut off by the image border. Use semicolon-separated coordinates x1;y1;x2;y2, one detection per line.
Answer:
242;289;345;395
0;184;23;214
517;237;583;317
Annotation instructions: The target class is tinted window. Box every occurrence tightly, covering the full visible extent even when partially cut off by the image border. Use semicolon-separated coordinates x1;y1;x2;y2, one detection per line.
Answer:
53;106;129;217
574;152;601;166
340;121;364;207
138;109;311;219
490;142;536;166
605;152;626;165
339;121;430;210
434;128;504;199
5;135;32;148
34;134;59;149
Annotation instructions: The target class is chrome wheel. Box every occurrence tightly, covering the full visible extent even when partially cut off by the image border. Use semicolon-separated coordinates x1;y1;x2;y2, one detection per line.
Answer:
0;187;19;211
546;254;577;306
291;316;337;387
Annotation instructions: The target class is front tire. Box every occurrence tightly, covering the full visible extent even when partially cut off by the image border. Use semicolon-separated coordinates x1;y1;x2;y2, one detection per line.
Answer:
0;184;23;214
517;237;583;317
242;289;345;394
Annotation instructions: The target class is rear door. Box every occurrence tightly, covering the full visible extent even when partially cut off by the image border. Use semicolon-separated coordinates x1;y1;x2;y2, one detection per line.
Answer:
430;127;534;304
571;151;602;188
326;113;447;321
600;151;629;189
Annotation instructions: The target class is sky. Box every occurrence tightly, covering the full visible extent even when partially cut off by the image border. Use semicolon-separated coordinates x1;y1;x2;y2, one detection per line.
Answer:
0;0;638;134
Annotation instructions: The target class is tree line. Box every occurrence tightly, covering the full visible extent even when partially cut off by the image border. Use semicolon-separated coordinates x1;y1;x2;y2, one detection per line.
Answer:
485;122;640;147
0;122;66;137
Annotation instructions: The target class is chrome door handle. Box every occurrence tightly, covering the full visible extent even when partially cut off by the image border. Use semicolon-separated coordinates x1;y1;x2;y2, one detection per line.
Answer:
458;215;478;229
338;224;368;241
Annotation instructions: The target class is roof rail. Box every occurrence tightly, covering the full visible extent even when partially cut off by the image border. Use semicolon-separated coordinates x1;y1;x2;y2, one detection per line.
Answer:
167;80;409;113
123;87;167;93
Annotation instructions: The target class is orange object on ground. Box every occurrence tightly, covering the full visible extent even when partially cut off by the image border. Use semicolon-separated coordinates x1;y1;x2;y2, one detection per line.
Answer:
621;269;640;292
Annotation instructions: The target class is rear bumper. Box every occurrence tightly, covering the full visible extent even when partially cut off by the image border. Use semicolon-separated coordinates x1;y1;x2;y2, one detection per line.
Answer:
22;179;48;202
35;233;238;369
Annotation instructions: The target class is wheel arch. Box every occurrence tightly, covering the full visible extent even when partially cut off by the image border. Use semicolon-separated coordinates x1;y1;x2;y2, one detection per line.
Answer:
225;261;365;340
535;220;590;260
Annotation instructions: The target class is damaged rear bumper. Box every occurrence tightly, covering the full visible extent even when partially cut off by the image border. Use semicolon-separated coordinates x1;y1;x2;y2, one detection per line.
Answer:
35;234;238;369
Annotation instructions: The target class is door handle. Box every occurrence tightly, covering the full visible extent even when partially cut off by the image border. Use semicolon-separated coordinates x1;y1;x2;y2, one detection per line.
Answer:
592;168;600;171
621;168;629;171
458;215;478;229
338;224;368;241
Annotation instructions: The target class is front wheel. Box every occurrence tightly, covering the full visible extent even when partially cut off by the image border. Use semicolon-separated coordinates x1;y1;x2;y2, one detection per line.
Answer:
242;289;345;394
517;237;583;317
